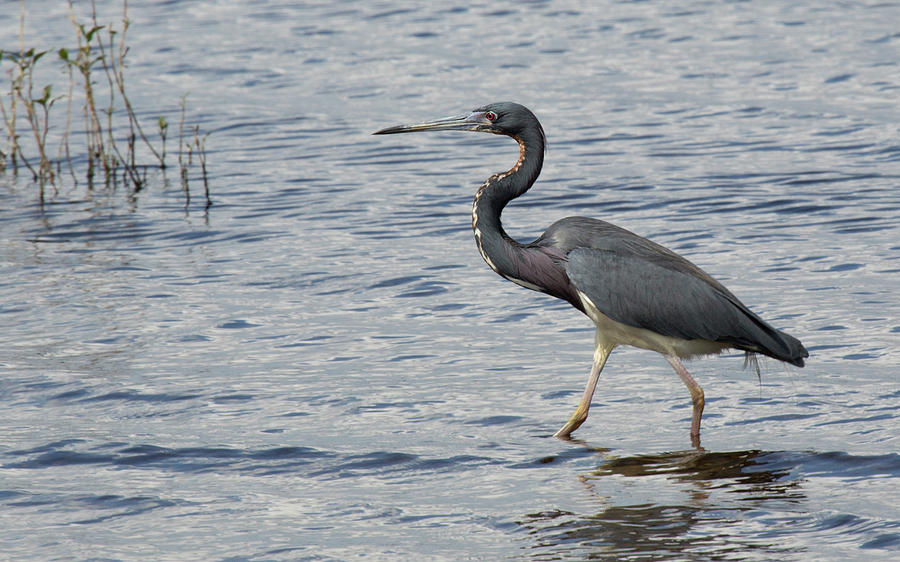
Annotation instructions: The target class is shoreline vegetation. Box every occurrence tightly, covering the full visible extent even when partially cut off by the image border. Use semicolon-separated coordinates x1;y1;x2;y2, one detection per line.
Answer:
0;0;209;207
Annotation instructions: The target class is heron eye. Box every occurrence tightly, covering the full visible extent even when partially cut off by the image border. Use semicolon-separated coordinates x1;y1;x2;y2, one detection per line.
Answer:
485;111;497;122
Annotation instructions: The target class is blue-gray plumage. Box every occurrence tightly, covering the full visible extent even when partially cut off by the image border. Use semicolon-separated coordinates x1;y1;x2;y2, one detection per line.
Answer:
374;102;808;447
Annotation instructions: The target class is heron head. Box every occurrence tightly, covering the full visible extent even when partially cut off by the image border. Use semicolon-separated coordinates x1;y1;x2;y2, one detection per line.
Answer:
374;101;545;146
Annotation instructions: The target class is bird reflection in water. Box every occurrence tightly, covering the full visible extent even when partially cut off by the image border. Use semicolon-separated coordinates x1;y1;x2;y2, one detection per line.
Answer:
518;449;807;559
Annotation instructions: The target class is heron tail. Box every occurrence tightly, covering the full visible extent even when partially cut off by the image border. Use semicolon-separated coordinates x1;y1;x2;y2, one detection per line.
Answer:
773;329;808;367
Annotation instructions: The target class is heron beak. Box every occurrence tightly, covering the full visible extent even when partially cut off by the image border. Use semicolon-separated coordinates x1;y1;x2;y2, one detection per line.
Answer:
373;111;493;135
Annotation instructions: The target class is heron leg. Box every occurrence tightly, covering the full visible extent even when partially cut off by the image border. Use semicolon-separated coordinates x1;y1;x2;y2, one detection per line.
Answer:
553;340;613;439
666;356;705;449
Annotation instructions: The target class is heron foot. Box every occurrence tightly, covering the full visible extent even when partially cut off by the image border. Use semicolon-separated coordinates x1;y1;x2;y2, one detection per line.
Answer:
690;430;702;450
554;348;609;439
666;355;706;449
553;408;589;439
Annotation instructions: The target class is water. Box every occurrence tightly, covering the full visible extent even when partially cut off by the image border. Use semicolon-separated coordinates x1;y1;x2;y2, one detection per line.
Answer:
1;1;898;559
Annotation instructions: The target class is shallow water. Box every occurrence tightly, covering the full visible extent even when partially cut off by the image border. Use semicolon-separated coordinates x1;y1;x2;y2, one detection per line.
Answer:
1;1;898;560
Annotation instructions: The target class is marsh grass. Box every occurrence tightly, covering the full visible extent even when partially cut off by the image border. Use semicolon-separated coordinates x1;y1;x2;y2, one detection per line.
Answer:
0;0;209;206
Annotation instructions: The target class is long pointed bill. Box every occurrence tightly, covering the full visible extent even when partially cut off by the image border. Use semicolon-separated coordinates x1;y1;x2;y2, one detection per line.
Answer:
373;111;493;135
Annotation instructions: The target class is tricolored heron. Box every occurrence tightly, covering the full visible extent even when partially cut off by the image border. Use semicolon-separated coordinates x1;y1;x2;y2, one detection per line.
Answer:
374;102;808;447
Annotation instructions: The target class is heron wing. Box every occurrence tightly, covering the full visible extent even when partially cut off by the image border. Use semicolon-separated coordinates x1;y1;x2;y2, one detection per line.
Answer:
565;246;792;356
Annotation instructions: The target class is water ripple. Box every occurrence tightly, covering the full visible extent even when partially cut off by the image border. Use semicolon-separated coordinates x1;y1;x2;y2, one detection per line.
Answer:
2;0;898;559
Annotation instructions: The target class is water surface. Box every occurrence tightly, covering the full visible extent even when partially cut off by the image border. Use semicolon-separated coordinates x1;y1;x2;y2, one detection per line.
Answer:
1;1;898;560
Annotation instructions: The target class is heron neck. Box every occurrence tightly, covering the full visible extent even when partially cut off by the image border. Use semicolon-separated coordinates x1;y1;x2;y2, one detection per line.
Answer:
471;133;544;276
